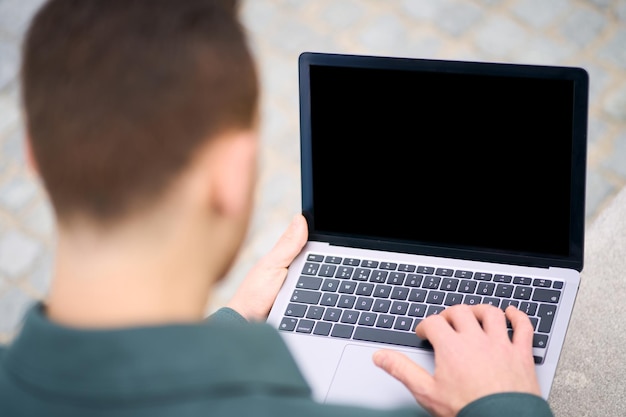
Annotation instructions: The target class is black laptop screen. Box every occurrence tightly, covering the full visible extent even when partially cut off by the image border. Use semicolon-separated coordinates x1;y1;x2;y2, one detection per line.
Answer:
307;62;578;260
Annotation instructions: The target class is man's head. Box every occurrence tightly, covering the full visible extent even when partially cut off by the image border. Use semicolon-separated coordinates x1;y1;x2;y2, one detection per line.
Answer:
21;0;259;225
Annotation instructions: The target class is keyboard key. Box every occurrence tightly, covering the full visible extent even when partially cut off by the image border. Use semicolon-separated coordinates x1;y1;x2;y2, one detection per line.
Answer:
405;274;423;287
325;256;342;264
343;258;361;266
355;297;374;311
387;272;406;285
441;278;459;291
417;266;435;274
533;333;549;348
353;268;371;281
500;300;519;311
553;281;564;289
323;308;342;322
313;321;332;336
533;278;552;287
493;274;513;283
302;262;320;276
376;314;395;328
463;295;482;305
319;264;337;277
408;288;427;302
519;301;538;316
454;270;473;279
398;264;416;272
513;286;532;300
358;312;377;326
372;299;391;313
482;297;500;307
513;276;532;285
320;293;339;306
361;259;379;268
306;306;325;320
533;288;561;303
380;262;398;270
435;268;454;276
495;284;513;298
296;276;322;290
355;282;374;296
390;287;409;300
408;303;427;317
459;280;477;293
279;317;297;331
425;305;445;316
374;285;391;298
338;281;357;294
291;290;321;304
285;303;307;317
307;254;325;262
296;319;315;333
370;270;388;283
322;279;340;292
331;324;354;338
444;293;463;306
335;266;354;279
537;304;557;333
390;301;409;315
338;295;356;309
340;310;359;324
422;276;441;289
394;317;413;331
353;327;430;349
529;317;539;330
477;282;495;296
426;291;445;305
474;272;493;281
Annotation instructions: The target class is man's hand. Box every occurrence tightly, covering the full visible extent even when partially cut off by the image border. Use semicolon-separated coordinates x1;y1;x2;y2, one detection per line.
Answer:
373;305;541;417
226;214;308;321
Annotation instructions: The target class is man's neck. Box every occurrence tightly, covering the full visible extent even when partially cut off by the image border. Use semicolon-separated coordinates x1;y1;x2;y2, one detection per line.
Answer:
45;211;224;329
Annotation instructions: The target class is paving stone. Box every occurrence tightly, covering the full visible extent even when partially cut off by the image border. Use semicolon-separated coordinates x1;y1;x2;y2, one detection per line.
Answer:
0;0;47;39
0;95;20;136
23;198;55;238
0;39;19;92
587;0;612;9
604;83;626;121
602;132;626;178
0;287;33;335
474;16;528;57
1;127;26;165
28;249;53;296
318;0;364;30
587;116;608;145
512;0;570;29
515;35;575;65
0;174;39;211
581;61;611;103
560;6;607;47
239;0;278;36
435;1;483;37
600;29;626;70
401;0;450;21
358;13;407;53
585;170;614;220
0;229;41;278
618;0;626;21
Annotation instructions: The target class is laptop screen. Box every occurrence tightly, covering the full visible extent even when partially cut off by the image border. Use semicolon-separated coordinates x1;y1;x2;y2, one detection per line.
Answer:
301;54;588;269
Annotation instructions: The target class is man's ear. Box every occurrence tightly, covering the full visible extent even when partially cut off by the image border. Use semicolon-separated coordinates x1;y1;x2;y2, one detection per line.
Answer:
208;131;258;218
24;134;40;175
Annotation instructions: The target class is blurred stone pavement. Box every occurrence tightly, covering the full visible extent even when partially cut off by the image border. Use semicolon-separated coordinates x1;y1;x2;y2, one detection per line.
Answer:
1;0;625;377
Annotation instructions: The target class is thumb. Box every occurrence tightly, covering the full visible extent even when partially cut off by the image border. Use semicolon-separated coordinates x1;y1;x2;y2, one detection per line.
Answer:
373;350;434;400
260;214;308;269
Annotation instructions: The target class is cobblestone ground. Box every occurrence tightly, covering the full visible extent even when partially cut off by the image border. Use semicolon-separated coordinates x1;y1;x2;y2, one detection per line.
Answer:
1;0;625;350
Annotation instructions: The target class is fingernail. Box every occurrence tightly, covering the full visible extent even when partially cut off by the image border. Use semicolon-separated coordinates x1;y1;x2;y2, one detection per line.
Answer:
373;351;386;368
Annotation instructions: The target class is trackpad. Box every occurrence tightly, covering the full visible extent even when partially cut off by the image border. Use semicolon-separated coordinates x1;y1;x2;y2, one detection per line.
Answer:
325;344;434;410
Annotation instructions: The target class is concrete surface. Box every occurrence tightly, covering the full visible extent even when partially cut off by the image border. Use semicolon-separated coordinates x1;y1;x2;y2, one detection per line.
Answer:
0;0;625;415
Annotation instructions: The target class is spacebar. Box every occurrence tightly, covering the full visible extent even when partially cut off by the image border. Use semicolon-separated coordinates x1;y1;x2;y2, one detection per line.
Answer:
353;327;432;350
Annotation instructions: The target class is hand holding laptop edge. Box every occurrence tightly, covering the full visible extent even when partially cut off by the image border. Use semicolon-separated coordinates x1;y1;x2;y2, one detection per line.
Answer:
374;304;540;417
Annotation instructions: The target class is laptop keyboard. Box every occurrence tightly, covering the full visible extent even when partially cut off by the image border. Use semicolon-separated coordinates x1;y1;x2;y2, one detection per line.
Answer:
278;253;564;364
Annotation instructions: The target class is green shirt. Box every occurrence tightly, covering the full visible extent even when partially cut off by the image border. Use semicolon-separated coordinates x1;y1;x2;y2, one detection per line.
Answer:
0;303;553;417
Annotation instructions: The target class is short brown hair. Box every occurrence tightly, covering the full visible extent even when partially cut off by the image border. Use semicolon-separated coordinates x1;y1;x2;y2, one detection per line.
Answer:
21;0;258;222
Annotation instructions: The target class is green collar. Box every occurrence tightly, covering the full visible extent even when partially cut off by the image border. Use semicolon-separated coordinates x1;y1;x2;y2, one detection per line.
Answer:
3;303;310;403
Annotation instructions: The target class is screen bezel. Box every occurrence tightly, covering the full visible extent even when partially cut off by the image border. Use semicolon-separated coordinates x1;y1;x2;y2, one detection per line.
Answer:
299;52;588;272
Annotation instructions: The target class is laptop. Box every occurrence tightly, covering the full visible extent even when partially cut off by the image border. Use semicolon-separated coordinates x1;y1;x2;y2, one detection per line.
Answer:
267;52;588;410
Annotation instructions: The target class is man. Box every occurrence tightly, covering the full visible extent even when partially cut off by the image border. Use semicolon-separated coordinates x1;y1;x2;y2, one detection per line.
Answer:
0;1;553;416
